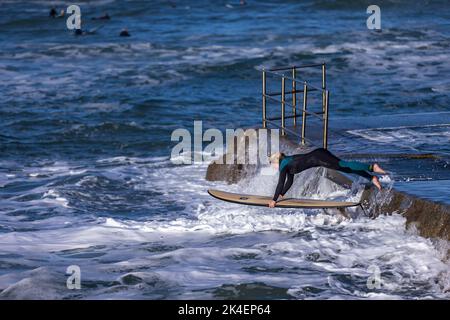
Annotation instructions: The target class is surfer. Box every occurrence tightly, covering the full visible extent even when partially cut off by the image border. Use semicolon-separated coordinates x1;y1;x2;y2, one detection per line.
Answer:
92;13;111;20
74;28;99;36
119;28;131;37
268;148;386;208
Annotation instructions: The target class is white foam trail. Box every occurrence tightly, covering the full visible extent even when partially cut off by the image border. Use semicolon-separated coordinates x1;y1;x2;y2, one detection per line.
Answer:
347;125;450;153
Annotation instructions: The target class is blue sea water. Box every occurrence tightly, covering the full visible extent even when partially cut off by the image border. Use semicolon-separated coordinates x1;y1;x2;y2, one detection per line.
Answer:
0;0;449;299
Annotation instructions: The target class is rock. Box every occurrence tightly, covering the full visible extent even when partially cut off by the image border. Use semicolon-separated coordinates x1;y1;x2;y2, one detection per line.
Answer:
205;129;311;184
361;186;450;241
206;157;257;184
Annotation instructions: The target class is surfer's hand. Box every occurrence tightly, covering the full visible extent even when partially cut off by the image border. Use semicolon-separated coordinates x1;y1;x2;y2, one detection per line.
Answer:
269;200;276;208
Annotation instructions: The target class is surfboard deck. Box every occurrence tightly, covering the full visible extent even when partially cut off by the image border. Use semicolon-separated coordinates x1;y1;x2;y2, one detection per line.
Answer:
208;189;360;209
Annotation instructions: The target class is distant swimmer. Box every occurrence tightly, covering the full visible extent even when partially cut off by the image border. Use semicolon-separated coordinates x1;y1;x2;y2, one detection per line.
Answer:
50;7;64;18
74;27;100;36
119;29;131;37
92;13;111;20
268;148;387;208
49;7;57;18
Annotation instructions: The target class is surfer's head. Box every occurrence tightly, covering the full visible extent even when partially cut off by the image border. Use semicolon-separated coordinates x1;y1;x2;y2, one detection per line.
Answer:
120;29;131;37
269;152;285;170
49;8;57;18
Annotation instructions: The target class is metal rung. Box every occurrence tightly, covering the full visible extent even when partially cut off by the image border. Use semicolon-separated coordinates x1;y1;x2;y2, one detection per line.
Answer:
267;111;324;121
268;114;301;121
265;120;315;144
265;88;318;97
268;63;324;72
264;70;325;92
265;96;324;120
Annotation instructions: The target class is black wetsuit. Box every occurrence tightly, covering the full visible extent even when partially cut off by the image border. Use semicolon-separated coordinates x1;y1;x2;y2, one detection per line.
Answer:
273;148;373;201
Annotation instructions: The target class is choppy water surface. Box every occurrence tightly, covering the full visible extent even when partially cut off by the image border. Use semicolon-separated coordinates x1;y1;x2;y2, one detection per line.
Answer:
0;0;449;299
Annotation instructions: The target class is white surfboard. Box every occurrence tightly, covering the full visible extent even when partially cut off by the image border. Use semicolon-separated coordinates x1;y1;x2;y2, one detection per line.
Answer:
208;189;360;209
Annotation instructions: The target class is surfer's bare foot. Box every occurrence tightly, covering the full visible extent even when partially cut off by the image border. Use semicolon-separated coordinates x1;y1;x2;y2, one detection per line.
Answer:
372;176;382;190
269;200;276;208
372;163;386;174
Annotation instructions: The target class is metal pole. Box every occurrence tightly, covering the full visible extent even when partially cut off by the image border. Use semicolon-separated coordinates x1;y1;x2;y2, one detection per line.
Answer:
281;76;286;136
301;82;307;145
322;63;326;116
262;69;267;128
322;63;326;90
323;90;329;149
292;68;296;126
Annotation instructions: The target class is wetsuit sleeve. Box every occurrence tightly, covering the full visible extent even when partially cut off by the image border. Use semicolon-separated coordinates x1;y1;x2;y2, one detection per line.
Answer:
273;167;288;201
281;173;294;197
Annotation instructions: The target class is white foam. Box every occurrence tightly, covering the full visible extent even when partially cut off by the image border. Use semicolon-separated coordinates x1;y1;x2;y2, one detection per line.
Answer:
347;125;450;149
0;152;448;299
42;189;69;208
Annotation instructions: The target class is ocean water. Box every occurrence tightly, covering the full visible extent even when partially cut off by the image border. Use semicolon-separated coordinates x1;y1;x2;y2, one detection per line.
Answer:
0;0;449;299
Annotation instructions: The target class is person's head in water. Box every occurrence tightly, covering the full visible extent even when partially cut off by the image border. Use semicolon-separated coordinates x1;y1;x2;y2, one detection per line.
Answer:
74;28;83;36
49;7;57;18
92;13;110;20
119;29;130;37
269;152;285;170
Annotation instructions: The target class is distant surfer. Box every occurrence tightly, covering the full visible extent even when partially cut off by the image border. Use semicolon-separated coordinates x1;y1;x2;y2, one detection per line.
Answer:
50;8;65;18
268;148;386;208
49;8;57;18
92;13;111;20
119;29;131;37
74;27;101;36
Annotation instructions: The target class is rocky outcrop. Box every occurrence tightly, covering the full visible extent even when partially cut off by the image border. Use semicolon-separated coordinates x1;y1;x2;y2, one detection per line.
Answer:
360;186;450;241
206;160;257;184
